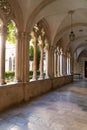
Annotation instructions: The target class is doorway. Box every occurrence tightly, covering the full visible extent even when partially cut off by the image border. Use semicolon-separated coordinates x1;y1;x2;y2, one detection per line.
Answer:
85;61;87;78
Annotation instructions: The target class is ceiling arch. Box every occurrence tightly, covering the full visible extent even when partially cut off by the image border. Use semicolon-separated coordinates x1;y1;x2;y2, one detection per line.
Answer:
29;2;87;46
53;23;87;45
69;36;87;52
6;0;87;52
76;46;87;59
8;0;24;31
40;18;51;44
26;0;56;33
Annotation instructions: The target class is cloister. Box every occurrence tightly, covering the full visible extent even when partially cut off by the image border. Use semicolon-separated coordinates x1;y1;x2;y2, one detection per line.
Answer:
0;0;87;129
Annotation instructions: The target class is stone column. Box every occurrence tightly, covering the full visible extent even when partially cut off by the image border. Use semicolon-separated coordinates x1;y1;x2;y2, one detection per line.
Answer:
70;57;73;74
39;38;44;79
14;32;25;82
32;35;37;80
54;49;57;77
57;48;60;77
63;54;67;75
14;33;19;82
45;43;49;78
60;49;63;76
67;52;70;75
62;53;66;76
16;32;29;82
0;26;7;84
48;46;54;78
67;55;69;75
68;53;71;75
22;32;29;82
17;32;24;82
56;49;57;77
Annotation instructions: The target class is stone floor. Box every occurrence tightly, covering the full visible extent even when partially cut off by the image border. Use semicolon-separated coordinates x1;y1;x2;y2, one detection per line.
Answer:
0;80;87;130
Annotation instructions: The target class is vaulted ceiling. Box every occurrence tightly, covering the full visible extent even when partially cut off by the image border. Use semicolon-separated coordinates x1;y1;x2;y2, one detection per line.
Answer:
8;0;87;58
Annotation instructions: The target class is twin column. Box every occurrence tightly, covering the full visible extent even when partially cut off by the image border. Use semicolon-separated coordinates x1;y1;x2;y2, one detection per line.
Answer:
32;32;49;80
0;30;29;85
53;48;68;77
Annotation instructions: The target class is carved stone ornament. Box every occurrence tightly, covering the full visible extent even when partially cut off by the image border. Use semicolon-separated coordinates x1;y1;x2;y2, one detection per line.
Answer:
0;0;11;16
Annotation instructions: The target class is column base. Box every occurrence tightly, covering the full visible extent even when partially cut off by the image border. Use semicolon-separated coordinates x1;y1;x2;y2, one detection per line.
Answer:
45;75;49;79
14;77;20;83
54;74;57;77
60;74;63;77
38;77;44;80
57;74;60;77
30;78;37;81
0;79;6;85
39;74;44;79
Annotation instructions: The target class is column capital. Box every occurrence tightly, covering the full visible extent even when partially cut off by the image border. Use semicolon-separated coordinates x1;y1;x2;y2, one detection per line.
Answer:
67;52;71;58
60;49;63;55
39;43;44;49
15;31;29;40
0;26;8;35
39;38;44;49
45;43;49;51
32;29;39;39
3;26;8;32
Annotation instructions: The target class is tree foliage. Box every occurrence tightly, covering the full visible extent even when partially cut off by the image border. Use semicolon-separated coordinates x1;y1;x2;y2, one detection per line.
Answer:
29;44;41;69
29;44;40;61
37;45;41;69
29;45;34;61
7;21;16;44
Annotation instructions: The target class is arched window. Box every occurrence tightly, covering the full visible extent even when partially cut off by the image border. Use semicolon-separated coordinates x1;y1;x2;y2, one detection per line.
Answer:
5;20;17;83
44;39;49;78
29;22;49;81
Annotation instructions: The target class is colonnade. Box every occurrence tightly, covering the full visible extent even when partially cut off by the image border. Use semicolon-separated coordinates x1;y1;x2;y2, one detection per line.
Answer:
0;22;72;85
0;24;30;84
30;24;49;81
54;47;71;78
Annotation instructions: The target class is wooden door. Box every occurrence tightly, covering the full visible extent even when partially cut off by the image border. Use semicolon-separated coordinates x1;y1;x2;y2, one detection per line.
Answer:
85;61;87;78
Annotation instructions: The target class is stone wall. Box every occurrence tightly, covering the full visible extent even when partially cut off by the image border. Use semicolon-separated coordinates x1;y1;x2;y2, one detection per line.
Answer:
0;75;73;112
52;75;73;89
0;83;24;112
74;57;87;79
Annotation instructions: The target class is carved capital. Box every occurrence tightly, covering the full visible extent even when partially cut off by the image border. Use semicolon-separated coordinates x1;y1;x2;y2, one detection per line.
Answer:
0;26;8;36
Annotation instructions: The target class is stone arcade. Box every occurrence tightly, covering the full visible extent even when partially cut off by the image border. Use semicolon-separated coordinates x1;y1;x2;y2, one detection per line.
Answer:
0;0;87;130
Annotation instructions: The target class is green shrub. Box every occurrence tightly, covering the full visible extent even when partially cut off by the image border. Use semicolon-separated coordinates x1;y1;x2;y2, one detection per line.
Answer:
29;70;40;76
29;70;33;76
29;70;40;79
5;70;41;81
37;70;40;75
5;71;15;82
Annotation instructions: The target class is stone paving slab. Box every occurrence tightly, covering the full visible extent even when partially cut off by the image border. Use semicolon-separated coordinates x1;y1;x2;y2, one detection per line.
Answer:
0;80;87;130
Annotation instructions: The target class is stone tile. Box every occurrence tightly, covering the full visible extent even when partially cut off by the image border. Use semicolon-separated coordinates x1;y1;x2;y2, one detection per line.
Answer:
0;80;87;130
8;116;28;126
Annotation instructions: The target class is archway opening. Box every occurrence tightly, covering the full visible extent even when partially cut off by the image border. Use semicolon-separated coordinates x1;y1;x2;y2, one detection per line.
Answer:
29;22;49;81
5;20;17;83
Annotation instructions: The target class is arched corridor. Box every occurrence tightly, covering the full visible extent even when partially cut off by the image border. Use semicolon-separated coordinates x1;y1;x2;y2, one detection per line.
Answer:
0;80;87;130
0;0;87;129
